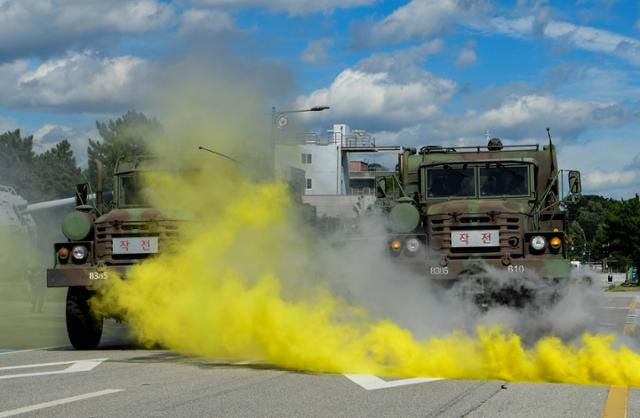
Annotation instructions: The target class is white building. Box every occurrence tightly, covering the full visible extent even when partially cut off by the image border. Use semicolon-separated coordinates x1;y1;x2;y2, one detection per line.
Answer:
275;124;351;195
275;123;402;218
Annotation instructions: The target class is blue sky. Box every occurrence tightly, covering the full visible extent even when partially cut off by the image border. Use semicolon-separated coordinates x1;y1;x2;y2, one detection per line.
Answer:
0;0;638;197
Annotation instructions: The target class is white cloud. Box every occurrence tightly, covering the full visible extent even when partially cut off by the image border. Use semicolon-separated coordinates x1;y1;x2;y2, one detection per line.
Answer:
0;116;17;135
555;138;640;198
353;0;489;46
480;95;596;129
296;69;455;128
585;169;638;190
300;38;332;65
583;166;640;198
296;29;633;138
32;124;73;150
490;16;640;66
191;0;374;15
31;124;97;166
356;40;443;75
0;0;173;60
179;8;236;35
626;153;640;170
456;48;476;68
545;64;640;103
356;2;640;65
295;43;455;129
0;51;150;112
363;93;629;149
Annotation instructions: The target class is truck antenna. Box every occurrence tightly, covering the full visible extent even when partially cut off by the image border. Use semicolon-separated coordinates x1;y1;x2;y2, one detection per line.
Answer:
198;146;240;164
546;127;555;174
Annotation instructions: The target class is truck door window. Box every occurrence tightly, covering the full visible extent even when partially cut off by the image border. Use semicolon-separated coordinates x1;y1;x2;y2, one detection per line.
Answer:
119;174;147;206
427;167;475;198
479;165;529;197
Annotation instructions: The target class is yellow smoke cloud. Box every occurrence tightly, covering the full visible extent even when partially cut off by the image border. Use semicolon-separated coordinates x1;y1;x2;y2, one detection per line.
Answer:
92;165;640;387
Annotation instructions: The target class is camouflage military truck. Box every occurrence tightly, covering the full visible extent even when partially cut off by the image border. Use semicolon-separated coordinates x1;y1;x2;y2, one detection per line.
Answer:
47;157;179;349
375;136;582;306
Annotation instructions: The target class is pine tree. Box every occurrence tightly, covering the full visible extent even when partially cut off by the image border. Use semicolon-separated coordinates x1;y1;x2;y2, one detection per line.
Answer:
86;111;163;193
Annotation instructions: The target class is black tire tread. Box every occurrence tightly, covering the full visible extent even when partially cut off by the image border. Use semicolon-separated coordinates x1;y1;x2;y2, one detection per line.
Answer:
66;287;103;350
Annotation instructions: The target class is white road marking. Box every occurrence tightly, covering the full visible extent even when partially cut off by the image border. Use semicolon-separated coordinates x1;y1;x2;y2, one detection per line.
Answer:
0;389;123;417
0;358;107;380
344;374;443;390
0;346;66;356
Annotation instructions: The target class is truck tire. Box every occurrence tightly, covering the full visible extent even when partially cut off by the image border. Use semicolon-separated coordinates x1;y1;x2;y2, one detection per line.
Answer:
66;287;103;349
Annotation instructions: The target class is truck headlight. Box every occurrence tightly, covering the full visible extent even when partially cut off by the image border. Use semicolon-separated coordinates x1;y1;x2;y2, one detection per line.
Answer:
530;236;546;251
71;245;88;261
405;238;421;253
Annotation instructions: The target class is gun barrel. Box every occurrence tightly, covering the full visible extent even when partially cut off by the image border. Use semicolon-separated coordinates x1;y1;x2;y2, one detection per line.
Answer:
24;194;97;213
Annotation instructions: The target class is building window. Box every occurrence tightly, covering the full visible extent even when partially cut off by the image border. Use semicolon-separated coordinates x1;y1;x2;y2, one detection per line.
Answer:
301;153;312;164
306;178;312;189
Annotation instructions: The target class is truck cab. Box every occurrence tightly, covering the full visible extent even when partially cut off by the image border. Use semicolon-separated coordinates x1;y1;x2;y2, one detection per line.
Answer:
46;157;179;349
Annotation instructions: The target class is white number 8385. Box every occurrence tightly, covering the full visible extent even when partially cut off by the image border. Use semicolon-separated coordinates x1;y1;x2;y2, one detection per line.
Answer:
89;272;108;281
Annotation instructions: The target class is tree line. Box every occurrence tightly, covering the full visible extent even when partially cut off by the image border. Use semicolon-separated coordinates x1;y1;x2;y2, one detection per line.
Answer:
0;111;160;203
565;195;640;269
0;111;638;268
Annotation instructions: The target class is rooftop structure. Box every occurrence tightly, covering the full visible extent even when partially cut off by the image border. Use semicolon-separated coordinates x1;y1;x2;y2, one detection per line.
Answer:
275;123;400;196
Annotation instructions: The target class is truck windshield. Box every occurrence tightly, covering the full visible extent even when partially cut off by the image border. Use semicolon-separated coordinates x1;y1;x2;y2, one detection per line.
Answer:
118;174;147;206
479;165;529;196
427;167;475;198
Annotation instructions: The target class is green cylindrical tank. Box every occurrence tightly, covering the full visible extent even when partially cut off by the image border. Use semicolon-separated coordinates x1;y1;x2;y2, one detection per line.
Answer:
389;198;420;233
62;211;93;241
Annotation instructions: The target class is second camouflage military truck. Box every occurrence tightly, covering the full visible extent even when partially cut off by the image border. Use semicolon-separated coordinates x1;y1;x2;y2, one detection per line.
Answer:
47;157;179;349
376;136;582;306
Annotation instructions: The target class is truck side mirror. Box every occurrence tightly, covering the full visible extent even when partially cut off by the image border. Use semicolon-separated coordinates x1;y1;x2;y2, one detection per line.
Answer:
75;183;89;206
568;171;581;194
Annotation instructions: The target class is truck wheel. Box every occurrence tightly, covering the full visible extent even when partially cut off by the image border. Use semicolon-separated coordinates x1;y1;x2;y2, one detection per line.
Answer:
66;287;103;349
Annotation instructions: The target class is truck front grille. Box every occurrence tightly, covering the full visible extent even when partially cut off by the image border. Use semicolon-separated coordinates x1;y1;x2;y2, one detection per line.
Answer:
428;214;523;259
94;221;180;265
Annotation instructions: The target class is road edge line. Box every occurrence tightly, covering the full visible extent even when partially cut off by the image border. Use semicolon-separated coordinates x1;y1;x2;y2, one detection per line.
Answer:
601;386;628;418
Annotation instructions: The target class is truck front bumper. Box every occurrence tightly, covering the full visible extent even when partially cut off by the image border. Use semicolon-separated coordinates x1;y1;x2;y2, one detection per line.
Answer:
398;257;571;280
47;266;127;287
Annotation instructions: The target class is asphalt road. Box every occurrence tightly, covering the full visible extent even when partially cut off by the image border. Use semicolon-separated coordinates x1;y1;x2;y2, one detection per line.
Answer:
1;274;639;417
